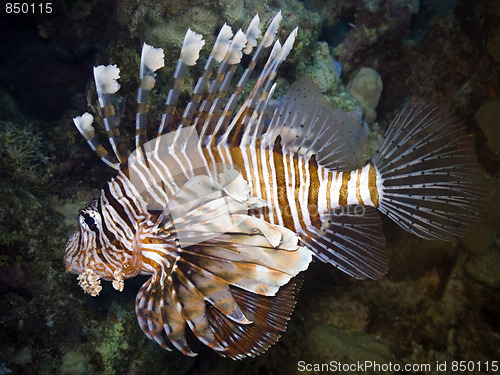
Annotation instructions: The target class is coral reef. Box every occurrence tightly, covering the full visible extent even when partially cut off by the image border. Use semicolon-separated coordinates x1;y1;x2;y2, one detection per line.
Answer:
0;121;50;185
475;97;500;155
466;247;500;289
0;0;499;374
302;41;342;95
307;325;393;363
59;351;89;375
0;363;12;375
95;309;132;375
346;67;383;122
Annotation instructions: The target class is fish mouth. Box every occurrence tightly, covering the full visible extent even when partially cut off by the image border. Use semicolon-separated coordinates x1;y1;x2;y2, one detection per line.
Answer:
63;231;81;273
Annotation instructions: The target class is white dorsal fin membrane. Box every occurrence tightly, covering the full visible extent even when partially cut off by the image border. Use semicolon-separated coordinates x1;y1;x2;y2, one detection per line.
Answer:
183;24;234;141
73;112;119;169
213;29;248;101
223;27;297;147
212;24;234;63
93;65;130;166
372;98;489;240
240;32;298;145
298;206;388;280
246;41;281;111
197;29;248;141
218;42;280;146
218;11;293;147
198;12;286;146
190;25;234;136
73;112;95;139
243;14;260;54
180;29;205;66
225;29;247;65
260;27;297;95
136;43;165;150
94;64;121;95
216;14;287;145
206;13;284;145
262;11;282;47
206;29;249;141
156;29;205;142
222;13;274;117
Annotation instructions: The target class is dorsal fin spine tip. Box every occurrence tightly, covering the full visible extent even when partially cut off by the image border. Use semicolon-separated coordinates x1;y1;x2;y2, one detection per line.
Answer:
93;65;121;96
262;11;282;48
140;43;165;75
180;29;205;66
212;24;233;63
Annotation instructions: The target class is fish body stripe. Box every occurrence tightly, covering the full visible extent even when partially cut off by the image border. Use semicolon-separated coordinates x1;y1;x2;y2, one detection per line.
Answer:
339;171;351;206
368;161;380;207
356;168;364;205
316;162;381;212
267;146;283;226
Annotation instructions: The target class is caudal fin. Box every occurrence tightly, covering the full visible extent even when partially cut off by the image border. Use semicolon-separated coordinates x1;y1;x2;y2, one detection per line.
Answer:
372;98;489;241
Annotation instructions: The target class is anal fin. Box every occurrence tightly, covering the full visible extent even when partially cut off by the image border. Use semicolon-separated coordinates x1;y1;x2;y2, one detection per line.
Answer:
299;205;388;280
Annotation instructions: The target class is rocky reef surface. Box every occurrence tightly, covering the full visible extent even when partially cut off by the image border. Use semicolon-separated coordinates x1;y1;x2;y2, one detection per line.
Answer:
0;0;499;374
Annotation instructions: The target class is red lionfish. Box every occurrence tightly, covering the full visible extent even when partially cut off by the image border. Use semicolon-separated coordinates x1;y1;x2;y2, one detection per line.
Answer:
63;12;487;359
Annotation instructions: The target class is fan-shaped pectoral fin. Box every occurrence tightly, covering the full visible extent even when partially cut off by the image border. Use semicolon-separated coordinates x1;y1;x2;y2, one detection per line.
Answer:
135;272;197;356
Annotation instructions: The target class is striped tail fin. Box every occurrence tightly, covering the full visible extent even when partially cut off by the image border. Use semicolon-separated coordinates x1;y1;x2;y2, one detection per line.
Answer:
372;98;489;241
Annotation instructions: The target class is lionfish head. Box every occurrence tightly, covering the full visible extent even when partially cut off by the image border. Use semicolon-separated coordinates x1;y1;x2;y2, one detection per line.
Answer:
63;198;116;279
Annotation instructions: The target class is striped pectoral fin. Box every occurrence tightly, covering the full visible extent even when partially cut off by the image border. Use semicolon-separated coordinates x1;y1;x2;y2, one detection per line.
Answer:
173;211;312;296
160;289;197;356
145;169;312;357
174;256;252;325
170;267;227;352
299;206;388;280
157;265;301;360
206;278;300;359
136;271;200;356
179;248;293;296
161;249;303;358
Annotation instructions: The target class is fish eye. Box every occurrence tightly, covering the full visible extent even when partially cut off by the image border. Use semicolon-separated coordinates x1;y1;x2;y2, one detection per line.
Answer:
82;213;99;232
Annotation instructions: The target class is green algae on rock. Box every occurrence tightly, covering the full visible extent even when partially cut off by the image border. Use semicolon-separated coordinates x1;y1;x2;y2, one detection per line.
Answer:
0;121;50;185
